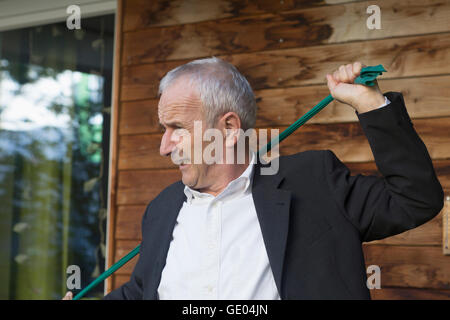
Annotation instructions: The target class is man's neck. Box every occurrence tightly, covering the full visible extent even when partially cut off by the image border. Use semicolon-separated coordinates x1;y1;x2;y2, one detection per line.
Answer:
198;152;253;197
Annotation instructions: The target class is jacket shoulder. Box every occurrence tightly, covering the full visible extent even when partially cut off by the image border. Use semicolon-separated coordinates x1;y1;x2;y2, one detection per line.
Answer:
149;180;184;205
143;180;184;218
277;150;330;173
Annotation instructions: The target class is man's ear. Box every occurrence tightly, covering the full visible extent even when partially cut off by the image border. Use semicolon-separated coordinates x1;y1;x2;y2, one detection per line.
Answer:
217;112;242;148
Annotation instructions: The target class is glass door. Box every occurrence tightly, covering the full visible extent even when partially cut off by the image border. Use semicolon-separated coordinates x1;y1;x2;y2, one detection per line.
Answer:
0;14;114;299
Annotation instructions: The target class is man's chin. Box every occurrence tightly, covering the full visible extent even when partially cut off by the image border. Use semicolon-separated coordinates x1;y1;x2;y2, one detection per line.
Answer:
180;167;194;186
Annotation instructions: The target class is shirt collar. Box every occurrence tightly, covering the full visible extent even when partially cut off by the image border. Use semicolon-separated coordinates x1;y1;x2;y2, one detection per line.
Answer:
184;152;257;203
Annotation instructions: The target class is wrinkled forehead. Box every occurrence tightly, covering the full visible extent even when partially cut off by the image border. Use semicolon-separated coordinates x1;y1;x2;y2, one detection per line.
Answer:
158;77;203;122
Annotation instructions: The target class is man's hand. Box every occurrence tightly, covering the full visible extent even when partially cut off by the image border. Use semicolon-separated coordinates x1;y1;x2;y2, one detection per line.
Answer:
326;62;386;114
62;291;73;300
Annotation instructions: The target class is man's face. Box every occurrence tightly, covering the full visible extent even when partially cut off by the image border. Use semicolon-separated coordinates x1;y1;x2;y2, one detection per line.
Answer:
158;78;215;190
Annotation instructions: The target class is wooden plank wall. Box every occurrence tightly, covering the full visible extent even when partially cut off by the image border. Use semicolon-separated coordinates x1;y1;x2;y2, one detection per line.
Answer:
108;0;450;298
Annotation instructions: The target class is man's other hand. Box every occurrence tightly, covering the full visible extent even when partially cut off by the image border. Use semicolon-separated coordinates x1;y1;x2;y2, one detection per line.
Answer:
326;62;385;114
62;291;73;300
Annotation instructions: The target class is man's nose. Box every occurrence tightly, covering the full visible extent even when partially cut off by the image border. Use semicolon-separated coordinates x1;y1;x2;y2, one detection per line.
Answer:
160;131;174;157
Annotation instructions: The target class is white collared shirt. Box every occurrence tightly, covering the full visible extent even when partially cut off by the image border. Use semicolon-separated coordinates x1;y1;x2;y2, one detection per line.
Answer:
157;153;280;300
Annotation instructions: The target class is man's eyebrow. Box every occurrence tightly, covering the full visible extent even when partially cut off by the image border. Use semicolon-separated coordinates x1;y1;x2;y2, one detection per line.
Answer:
160;121;184;127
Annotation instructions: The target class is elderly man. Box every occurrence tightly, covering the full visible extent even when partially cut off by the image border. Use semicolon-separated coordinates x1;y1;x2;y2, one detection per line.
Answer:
98;57;443;300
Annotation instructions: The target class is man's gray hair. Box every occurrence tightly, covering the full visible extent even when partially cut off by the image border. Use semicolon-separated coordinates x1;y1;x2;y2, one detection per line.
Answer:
158;57;257;130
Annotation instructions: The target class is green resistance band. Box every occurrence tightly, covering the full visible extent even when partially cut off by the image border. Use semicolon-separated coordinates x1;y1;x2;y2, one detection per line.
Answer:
261;64;386;154
73;64;386;300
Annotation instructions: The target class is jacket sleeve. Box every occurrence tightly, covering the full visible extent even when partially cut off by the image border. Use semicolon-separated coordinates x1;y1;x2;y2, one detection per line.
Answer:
103;205;152;300
323;92;444;242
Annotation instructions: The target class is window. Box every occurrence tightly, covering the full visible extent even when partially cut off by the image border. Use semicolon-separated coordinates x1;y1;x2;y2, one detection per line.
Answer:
0;14;114;299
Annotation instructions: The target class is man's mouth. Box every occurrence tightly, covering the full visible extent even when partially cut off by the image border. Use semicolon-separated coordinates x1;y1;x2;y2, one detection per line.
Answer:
176;159;191;169
179;163;190;170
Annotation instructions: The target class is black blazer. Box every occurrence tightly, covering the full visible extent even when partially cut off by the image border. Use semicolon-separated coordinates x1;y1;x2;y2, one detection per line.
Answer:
105;92;444;300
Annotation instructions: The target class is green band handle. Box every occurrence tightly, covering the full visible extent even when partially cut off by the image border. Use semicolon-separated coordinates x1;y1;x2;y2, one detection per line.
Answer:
73;64;386;300
73;245;141;300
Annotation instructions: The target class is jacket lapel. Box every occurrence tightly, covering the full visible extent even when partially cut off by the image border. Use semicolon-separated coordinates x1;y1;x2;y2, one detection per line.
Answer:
252;163;292;298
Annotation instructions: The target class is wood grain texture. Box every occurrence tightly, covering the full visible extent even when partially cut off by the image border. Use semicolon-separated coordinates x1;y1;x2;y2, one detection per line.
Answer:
370;287;450;300
123;0;354;30
121;59;183;102
119;75;450;135
118;134;173;170
116;169;181;205
225;33;450;91
254;76;450;127
117;116;450;170
122;0;450;65
115;205;147;240
119;99;160;135
363;245;450;289
121;33;450;101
